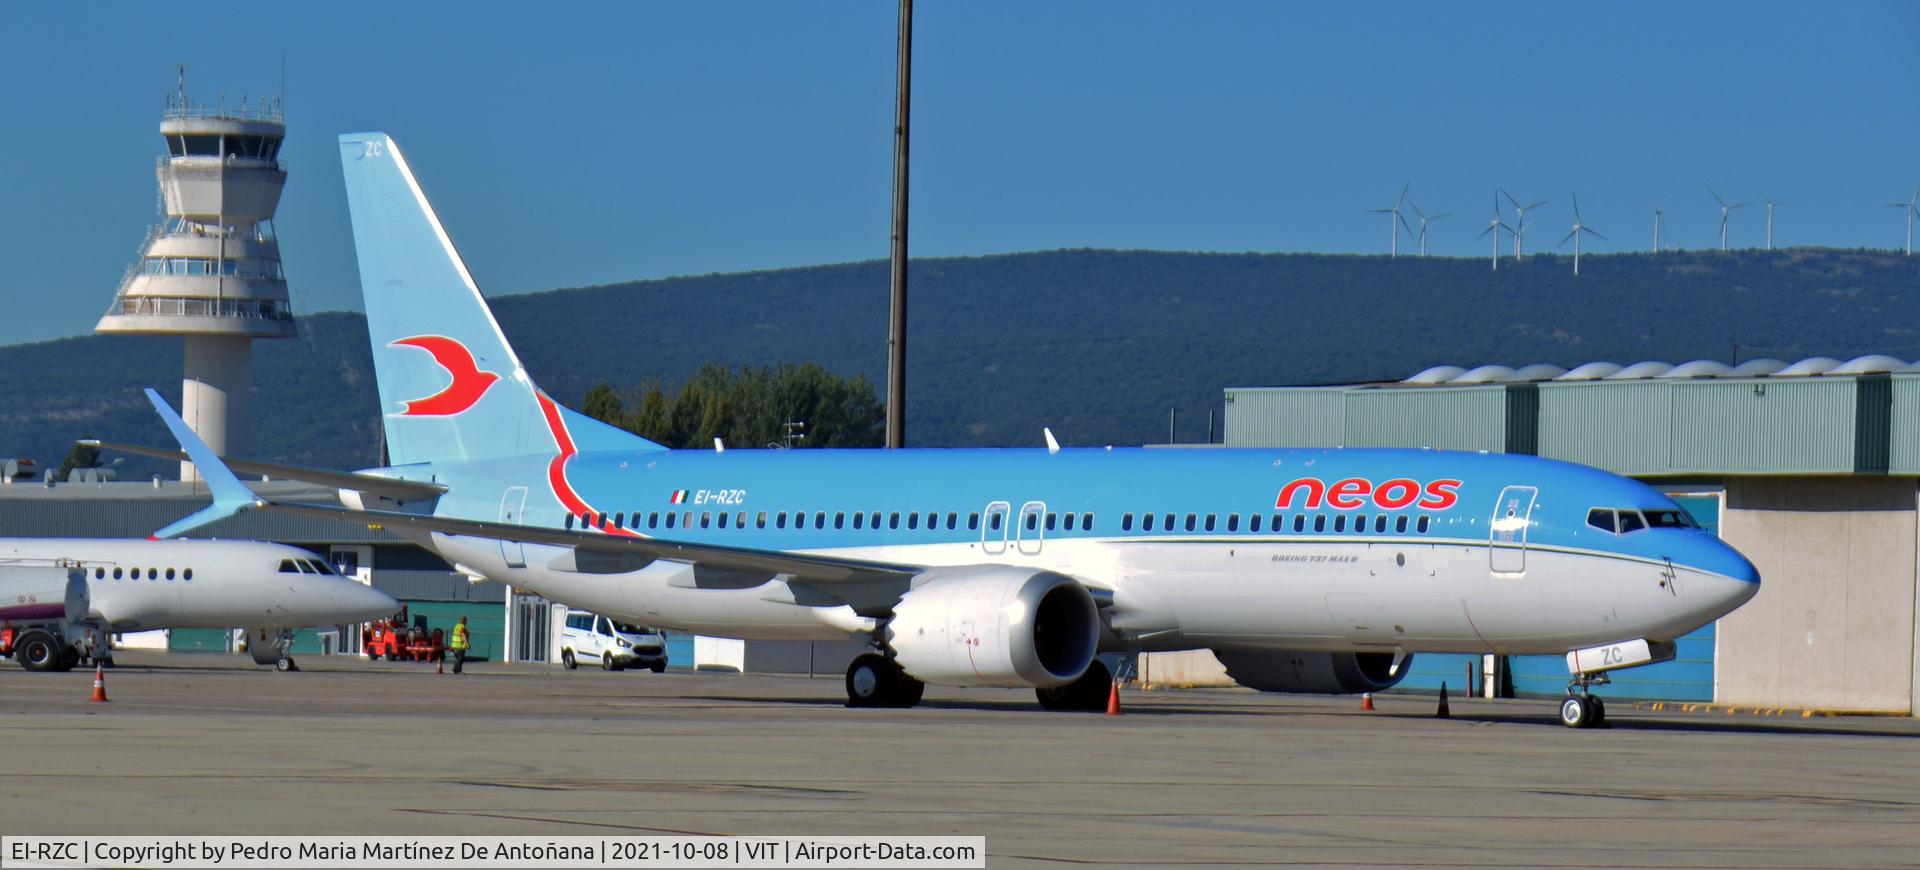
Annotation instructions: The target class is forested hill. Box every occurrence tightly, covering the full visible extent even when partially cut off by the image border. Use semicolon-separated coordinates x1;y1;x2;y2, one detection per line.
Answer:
3;247;1916;480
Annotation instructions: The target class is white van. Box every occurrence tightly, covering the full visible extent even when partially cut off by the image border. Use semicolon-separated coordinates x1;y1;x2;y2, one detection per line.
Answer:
560;610;668;672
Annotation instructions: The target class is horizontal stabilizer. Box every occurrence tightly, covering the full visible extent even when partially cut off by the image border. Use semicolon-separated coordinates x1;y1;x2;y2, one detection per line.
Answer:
82;439;446;503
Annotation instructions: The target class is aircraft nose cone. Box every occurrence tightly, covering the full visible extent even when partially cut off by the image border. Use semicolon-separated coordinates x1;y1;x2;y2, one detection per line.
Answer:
1680;534;1760;617
341;582;400;622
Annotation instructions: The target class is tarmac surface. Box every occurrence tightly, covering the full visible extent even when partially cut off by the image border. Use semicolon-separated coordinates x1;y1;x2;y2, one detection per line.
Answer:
2;652;1918;869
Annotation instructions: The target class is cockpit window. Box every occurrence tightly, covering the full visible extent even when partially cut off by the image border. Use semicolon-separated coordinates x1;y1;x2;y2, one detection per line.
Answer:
1644;509;1694;529
1586;509;1617;533
1617;510;1647;533
295;560;317;574
278;559;299;573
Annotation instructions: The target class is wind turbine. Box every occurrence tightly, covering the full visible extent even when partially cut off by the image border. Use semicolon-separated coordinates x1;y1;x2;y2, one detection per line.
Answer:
1502;189;1549;258
1368;183;1413;258
1710;188;1751;251
1476;190;1514;271
1758;190;1784;251
1407;200;1451;256
1653;207;1665;253
1888;188;1919;255
1558;193;1606;275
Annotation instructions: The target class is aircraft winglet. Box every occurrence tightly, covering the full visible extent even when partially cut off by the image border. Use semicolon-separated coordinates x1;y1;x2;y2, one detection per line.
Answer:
142;388;263;538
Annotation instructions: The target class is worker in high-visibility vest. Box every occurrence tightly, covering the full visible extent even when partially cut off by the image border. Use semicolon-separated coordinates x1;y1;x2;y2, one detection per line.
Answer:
450;616;470;674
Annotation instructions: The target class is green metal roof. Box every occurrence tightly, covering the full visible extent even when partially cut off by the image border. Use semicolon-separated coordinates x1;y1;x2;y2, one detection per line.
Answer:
1226;372;1914;477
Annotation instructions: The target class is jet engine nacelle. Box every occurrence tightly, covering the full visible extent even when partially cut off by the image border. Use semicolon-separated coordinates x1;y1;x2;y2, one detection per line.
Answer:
887;566;1099;688
1213;648;1413;694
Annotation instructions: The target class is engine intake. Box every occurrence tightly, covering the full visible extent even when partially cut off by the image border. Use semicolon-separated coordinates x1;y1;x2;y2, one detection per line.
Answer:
1214;649;1413;695
887;566;1099;688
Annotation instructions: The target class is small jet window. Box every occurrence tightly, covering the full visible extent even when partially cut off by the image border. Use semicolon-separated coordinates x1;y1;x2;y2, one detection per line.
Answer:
1417;515;1432;534
968;512;981;531
1395;515;1409;534
1249;514;1262;533
1081;514;1093;531
1618;511;1647;533
147;568;158;580
834;512;846;529
183;569;192;581
112;568;123;580
1586;508;1617;533
1142;513;1156;532
94;567;104;579
1122;513;1134;531
166;568;176;580
279;559;298;573
1226;514;1239;532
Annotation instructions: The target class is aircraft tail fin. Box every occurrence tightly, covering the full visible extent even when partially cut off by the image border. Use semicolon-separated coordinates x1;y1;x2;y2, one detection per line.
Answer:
337;132;666;466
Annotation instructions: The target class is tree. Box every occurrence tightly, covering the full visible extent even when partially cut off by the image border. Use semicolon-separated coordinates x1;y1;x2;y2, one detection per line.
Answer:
581;383;626;428
56;439;100;481
587;364;884;449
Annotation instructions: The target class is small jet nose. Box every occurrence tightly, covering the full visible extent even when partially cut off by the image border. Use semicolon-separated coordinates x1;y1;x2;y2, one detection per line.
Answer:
340;582;400;622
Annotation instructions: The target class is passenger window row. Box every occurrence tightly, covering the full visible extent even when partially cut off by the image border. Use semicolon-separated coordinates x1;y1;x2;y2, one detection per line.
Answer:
1118;511;1434;535
564;509;1101;534
93;566;193;581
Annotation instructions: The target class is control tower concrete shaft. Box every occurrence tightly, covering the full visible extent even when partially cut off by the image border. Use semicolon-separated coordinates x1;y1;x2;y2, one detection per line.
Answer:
97;84;296;480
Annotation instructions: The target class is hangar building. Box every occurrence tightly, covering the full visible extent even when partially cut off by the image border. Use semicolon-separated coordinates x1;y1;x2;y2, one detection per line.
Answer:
1199;355;1920;716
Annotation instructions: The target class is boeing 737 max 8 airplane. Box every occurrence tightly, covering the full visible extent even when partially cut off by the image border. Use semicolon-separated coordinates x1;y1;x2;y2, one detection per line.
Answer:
115;133;1760;727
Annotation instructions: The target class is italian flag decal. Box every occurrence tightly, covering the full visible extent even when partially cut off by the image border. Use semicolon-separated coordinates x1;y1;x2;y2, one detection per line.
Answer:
670;490;688;504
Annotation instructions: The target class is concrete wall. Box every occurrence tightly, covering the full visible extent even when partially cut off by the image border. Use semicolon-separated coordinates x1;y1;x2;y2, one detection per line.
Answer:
1716;477;1918;713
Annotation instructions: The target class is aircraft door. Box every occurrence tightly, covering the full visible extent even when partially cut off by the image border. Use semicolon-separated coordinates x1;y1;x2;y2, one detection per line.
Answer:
982;501;1011;555
1489;485;1538;574
1016;501;1047;556
498;487;528;568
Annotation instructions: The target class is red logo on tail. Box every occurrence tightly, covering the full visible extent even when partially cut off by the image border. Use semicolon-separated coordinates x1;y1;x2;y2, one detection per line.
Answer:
388;335;501;416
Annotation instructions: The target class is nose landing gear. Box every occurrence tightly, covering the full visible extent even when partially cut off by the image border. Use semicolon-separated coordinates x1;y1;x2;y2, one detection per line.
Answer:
1560;672;1610;728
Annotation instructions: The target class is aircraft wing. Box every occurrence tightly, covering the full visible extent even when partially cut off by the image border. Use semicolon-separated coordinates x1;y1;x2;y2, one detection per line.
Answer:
250;497;921;584
80;439;447;503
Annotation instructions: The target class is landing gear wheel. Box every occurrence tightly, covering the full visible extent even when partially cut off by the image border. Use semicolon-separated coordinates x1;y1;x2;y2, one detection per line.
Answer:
561;650;577;670
275;656;298;672
1559;695;1592;728
1037;659;1112;711
889;673;925;708
845;654;891;708
1588;695;1607;726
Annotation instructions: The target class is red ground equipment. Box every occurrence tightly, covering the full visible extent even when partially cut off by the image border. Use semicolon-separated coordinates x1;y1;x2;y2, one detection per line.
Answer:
361;607;445;662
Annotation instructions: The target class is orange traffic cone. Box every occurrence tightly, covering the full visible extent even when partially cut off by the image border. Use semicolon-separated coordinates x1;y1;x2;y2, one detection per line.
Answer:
1435;682;1450;718
1360;692;1376;711
90;663;109;703
1105;680;1123;716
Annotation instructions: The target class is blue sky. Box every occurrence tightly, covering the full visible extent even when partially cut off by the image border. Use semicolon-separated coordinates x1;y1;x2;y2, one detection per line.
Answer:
1;1;1915;345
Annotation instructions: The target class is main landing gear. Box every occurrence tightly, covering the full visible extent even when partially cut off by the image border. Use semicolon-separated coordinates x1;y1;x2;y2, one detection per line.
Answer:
1559;672;1610;729
845;653;924;708
1035;659;1113;712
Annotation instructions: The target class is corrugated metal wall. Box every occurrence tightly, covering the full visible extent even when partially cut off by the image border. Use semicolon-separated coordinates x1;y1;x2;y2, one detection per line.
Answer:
1889;379;1920;474
1538;381;1676;475
1224;388;1345;446
1344;387;1508;451
1669;380;1858;474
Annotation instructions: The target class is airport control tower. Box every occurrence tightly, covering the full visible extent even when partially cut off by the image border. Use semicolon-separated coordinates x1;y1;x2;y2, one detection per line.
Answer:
97;77;296;479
